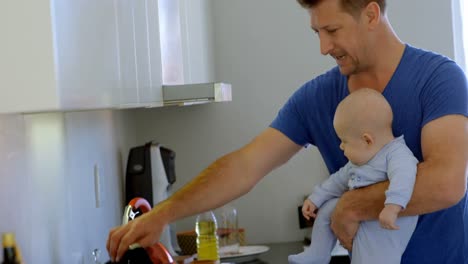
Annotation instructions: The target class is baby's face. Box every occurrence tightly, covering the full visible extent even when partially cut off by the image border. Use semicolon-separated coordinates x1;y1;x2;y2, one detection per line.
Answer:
335;126;375;166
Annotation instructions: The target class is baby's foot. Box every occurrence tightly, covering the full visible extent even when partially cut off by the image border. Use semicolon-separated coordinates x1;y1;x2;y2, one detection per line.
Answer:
288;251;331;264
288;252;311;264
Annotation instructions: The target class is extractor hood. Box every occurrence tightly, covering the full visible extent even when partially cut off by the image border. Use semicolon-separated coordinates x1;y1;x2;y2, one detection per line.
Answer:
162;82;232;106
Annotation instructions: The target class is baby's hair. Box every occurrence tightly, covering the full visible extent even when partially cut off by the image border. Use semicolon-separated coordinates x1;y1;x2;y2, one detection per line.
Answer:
334;88;393;135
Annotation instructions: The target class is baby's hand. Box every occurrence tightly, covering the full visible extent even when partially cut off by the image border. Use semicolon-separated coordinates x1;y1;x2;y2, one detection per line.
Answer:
379;204;402;230
302;199;318;220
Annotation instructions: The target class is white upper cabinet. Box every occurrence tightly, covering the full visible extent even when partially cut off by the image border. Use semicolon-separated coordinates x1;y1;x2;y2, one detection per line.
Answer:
158;0;215;86
2;1;64;113
179;0;215;85
0;0;164;113
116;0;164;108
0;0;217;114
53;0;124;110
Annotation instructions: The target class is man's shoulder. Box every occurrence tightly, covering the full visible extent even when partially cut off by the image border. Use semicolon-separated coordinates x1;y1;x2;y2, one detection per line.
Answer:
395;44;463;93
403;44;455;68
296;67;346;102
302;67;342;89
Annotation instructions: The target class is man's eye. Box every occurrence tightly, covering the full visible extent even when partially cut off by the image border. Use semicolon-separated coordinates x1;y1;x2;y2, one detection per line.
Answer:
327;29;338;33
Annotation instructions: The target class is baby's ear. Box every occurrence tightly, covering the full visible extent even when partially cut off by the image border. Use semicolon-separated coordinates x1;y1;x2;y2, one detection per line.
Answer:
362;133;374;145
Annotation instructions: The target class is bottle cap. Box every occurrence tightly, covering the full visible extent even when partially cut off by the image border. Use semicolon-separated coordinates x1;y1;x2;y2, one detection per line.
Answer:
2;233;15;248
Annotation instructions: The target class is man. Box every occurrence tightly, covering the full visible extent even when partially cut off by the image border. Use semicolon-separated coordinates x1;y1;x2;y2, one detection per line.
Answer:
107;0;468;263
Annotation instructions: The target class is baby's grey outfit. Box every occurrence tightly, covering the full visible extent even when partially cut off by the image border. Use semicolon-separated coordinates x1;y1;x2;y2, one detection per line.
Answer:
289;136;419;264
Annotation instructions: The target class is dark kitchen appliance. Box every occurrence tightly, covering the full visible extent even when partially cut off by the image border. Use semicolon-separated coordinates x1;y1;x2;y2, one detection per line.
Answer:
125;141;178;255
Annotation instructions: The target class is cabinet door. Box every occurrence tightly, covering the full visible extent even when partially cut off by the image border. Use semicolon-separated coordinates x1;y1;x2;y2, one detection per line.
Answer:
158;0;185;85
134;0;163;105
115;0;138;106
157;0;215;86
0;0;122;113
179;0;215;84
53;0;121;109
0;0;58;113
116;0;163;108
0;0;213;113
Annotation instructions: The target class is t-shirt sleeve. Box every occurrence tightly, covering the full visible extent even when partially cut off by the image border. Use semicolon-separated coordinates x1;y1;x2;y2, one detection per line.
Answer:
270;82;314;146
421;61;468;127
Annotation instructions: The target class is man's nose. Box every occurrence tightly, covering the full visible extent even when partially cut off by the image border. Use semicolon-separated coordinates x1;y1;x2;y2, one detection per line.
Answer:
319;34;333;55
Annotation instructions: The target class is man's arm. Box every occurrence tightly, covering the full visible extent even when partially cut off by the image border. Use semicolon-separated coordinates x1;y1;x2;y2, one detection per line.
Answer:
155;127;302;222
107;127;302;261
331;114;468;249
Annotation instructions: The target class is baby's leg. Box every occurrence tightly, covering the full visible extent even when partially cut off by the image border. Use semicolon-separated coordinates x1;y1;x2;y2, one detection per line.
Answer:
288;198;339;264
351;216;418;264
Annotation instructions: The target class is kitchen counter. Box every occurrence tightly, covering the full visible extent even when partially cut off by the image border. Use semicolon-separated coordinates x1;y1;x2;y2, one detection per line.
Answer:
176;241;350;264
240;241;350;264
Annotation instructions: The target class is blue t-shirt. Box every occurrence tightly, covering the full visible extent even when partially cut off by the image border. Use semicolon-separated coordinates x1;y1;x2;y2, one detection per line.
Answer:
271;45;468;263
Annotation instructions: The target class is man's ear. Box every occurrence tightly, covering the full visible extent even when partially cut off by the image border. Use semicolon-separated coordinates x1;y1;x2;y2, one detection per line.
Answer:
363;2;381;29
362;133;374;145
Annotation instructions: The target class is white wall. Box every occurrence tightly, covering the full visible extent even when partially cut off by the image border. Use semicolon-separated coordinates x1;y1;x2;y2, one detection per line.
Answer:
131;0;457;244
388;0;454;58
0;110;136;263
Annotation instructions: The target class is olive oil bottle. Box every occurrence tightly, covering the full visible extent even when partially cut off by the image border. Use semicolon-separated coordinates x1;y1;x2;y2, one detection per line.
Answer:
195;211;220;263
2;233;18;264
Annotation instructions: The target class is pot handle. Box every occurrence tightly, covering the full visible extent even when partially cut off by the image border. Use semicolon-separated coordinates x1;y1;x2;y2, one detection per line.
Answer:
146;242;175;264
122;197;152;225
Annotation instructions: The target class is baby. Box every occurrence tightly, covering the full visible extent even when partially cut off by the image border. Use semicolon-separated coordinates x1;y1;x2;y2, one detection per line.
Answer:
288;88;419;264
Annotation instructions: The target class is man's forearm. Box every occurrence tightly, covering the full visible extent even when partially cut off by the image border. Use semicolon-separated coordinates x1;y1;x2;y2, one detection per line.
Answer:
336;181;388;222
156;128;303;224
153;128;303;225
154;150;258;225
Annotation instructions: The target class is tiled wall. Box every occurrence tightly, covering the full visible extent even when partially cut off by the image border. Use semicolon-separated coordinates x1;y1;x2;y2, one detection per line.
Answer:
0;110;136;263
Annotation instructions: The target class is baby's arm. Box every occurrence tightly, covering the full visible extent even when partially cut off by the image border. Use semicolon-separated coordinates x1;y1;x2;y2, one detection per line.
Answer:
379;204;402;229
382;139;419;229
308;164;350;208
302;199;318;220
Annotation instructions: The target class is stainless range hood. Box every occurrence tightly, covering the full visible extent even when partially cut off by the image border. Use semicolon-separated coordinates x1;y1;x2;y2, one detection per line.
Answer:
163;82;232;106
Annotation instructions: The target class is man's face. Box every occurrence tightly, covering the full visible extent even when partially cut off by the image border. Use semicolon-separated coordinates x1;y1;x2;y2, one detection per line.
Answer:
308;0;369;76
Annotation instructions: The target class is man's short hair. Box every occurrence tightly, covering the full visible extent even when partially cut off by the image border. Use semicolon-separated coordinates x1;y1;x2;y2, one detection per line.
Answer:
296;0;386;16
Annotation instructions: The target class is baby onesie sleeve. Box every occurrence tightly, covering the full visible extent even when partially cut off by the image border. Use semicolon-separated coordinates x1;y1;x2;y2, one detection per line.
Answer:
308;163;350;208
385;143;419;208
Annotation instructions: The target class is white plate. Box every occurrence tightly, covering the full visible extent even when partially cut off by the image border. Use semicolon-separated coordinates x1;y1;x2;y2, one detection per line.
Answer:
220;245;270;262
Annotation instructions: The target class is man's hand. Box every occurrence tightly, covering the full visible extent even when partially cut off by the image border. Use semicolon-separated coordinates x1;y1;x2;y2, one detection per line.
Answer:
107;210;165;262
330;195;360;251
330;214;358;250
330;181;389;250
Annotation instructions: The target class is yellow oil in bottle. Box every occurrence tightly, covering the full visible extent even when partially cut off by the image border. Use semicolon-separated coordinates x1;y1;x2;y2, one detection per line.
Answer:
2;233;18;264
196;219;220;262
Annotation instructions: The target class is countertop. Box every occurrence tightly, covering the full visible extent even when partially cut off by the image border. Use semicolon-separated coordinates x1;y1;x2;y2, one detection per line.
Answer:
233;241;350;264
176;241;350;264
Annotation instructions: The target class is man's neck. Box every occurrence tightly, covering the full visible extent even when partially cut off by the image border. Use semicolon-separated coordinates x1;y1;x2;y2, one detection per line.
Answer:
348;27;405;93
